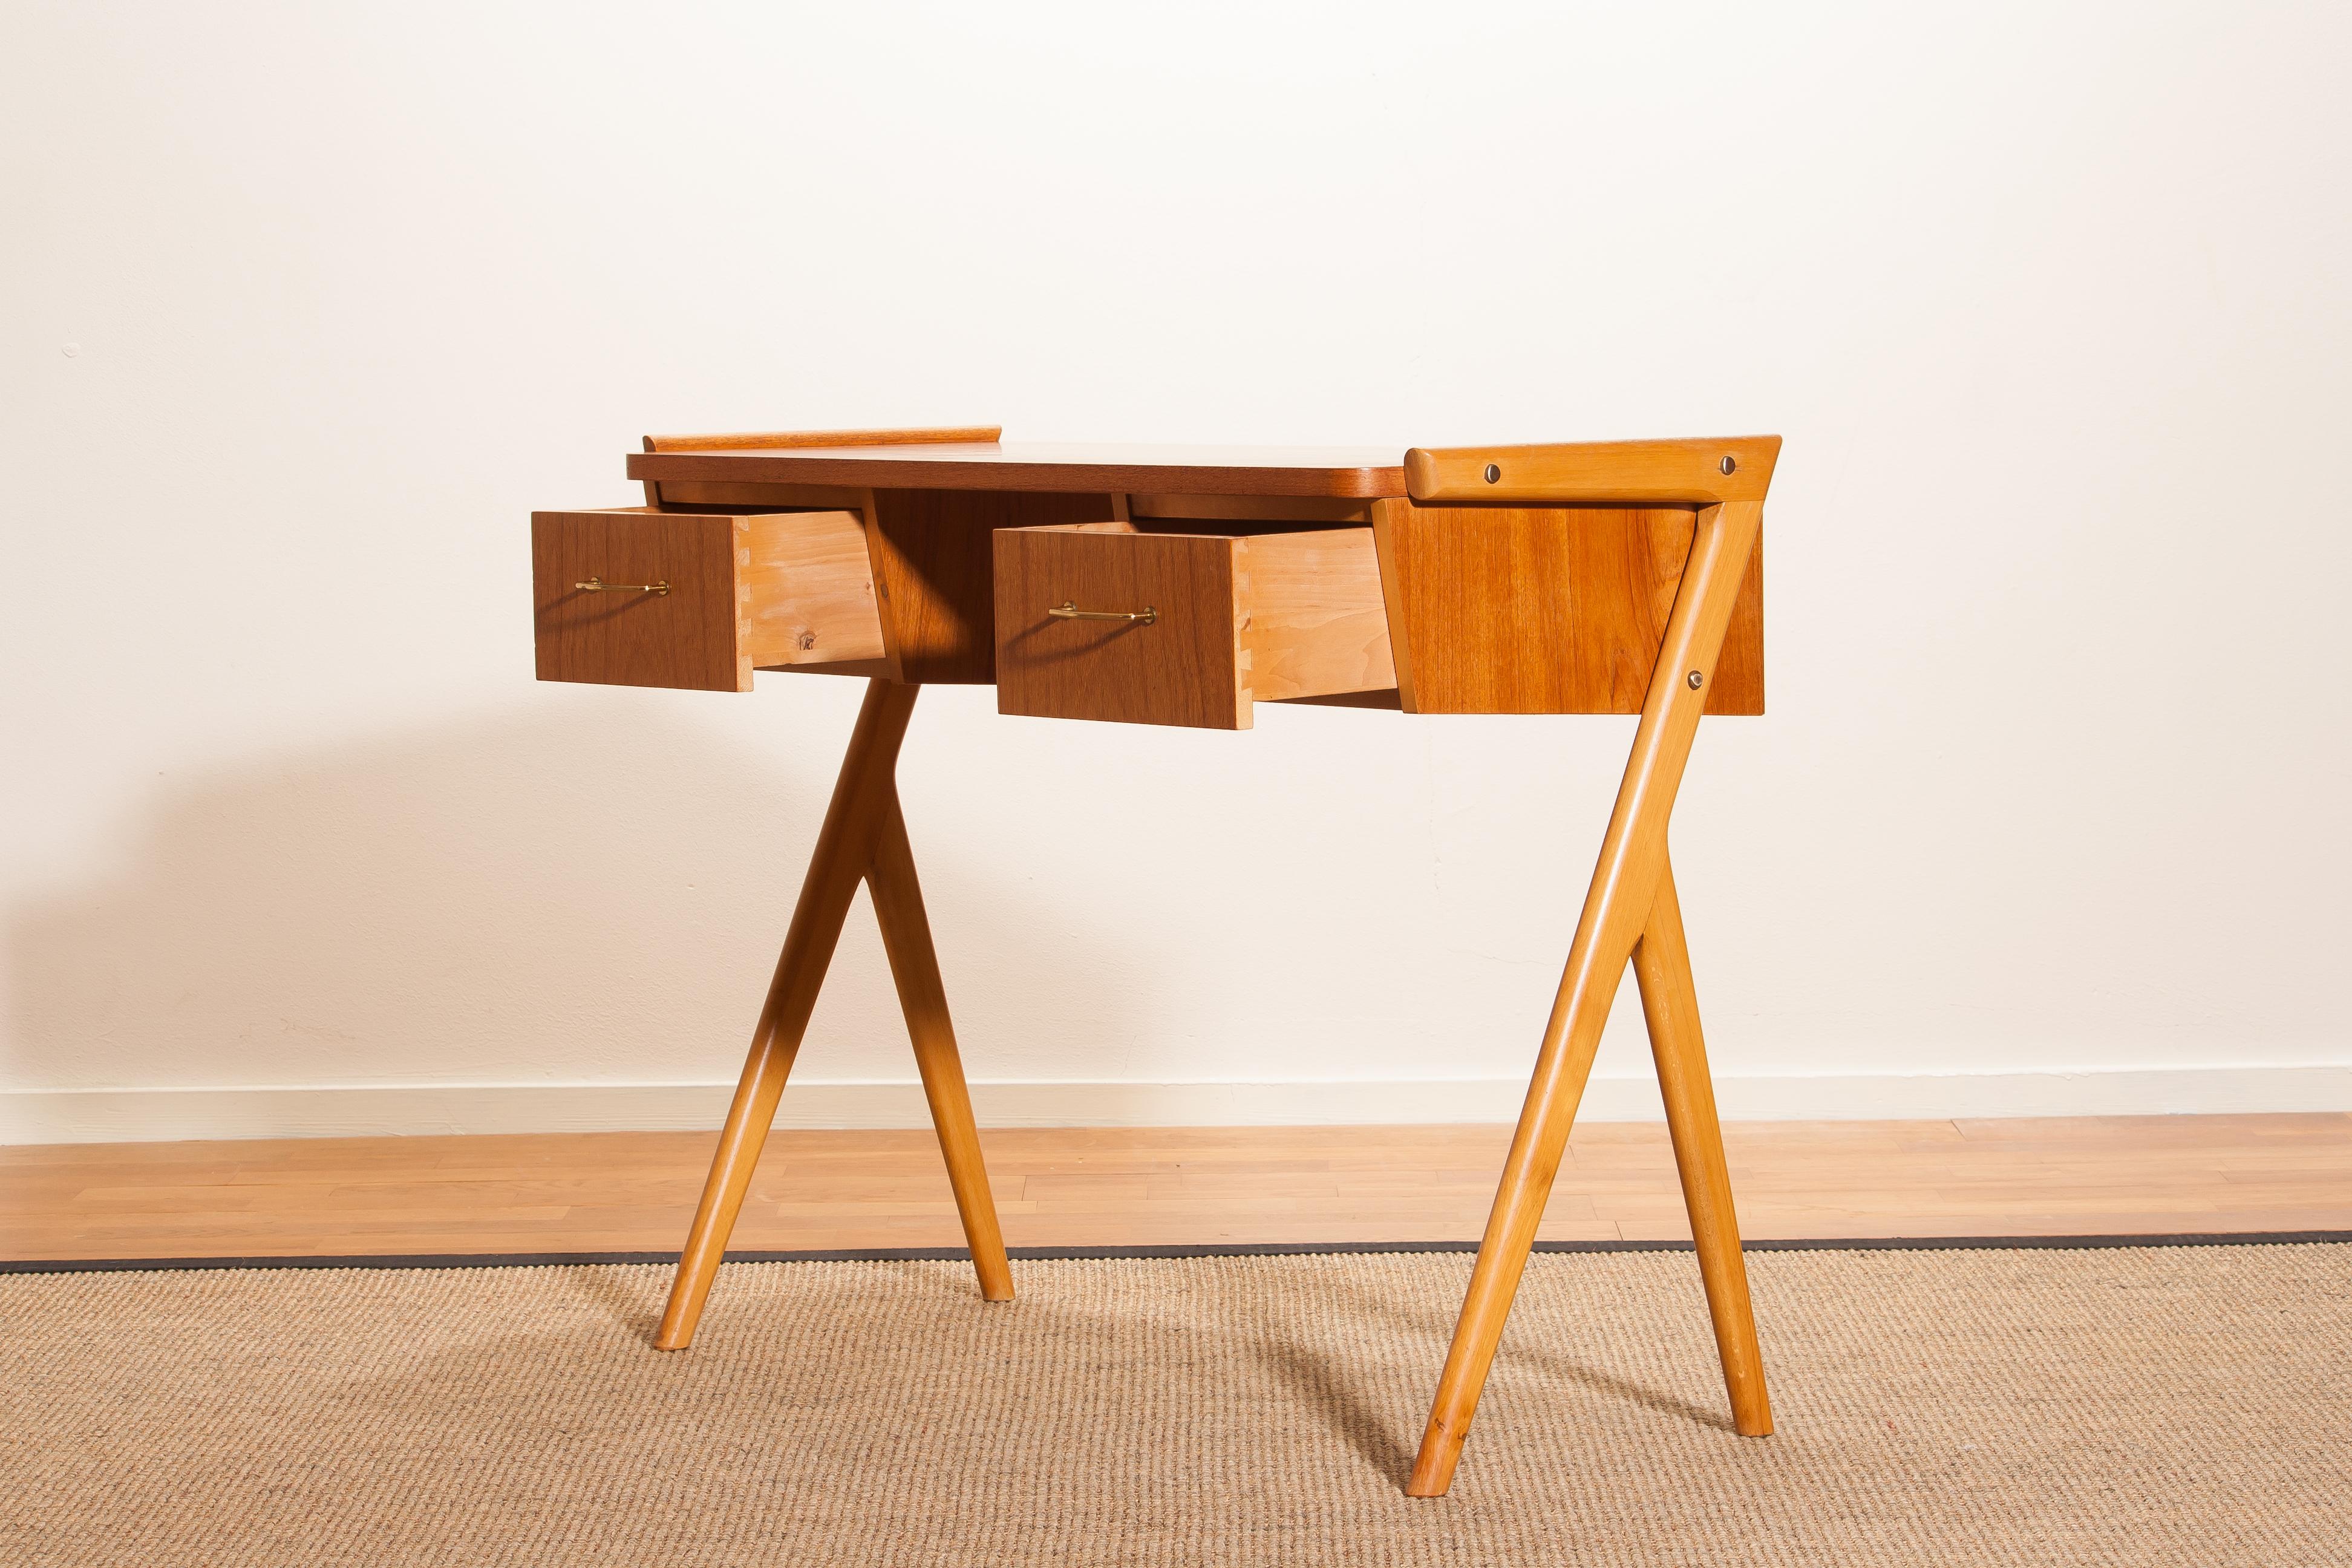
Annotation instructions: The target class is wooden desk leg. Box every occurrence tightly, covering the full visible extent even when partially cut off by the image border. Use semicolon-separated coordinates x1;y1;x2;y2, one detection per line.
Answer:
868;789;1015;1301
1633;857;1772;1437
656;678;1016;1349
1405;501;1763;1497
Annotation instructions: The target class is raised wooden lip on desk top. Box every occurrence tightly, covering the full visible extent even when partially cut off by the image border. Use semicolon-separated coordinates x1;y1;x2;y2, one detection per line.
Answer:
626;441;1408;498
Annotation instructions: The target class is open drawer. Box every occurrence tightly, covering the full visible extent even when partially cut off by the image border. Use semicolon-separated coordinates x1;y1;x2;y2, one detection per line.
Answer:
992;523;1397;729
532;507;886;692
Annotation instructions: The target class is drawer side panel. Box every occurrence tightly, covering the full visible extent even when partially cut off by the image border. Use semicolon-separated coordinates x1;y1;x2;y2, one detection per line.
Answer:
1237;529;1397;702
739;510;887;668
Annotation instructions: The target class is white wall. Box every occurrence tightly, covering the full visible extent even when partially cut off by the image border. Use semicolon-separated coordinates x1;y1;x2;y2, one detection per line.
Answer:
5;2;2348;1142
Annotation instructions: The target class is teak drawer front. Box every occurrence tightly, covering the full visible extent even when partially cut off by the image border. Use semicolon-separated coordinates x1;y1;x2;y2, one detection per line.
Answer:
992;525;1396;730
532;507;884;692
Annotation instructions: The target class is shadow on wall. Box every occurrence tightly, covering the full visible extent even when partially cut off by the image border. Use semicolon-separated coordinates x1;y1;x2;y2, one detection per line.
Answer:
4;694;1123;1103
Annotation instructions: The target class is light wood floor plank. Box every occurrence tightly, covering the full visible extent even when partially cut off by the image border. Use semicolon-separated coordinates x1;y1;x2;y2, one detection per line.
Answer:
1;1115;2346;1261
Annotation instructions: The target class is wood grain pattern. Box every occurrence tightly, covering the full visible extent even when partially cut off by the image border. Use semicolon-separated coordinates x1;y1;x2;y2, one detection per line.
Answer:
657;681;922;1349
867;793;1014;1302
633;442;1408;499
994;528;1247;729
739;509;887;669
1633;858;1771;1437
866;488;1122;685
1716;531;1765;710
641;426;999;508
652;481;874;511
534;508;888;691
994;526;1398;728
1238;529;1397;703
1131;494;1376;524
1405;436;1780;507
1371;501;1763;715
7;1115;2347;1263
1407;500;1765;1497
533;509;743;691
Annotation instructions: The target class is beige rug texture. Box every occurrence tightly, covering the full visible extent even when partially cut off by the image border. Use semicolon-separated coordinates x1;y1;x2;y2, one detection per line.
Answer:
2;1245;2346;1566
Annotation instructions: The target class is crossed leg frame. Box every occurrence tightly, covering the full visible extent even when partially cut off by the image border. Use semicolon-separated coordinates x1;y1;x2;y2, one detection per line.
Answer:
653;681;1010;1353
655;501;1772;1498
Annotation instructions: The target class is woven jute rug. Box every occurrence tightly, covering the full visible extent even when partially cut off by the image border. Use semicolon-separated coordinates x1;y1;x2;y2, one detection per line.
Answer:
3;1243;2346;1566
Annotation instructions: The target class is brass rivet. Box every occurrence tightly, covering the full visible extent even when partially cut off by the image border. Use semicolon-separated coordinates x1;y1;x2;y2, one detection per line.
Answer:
1687;670;1704;690
1483;463;1501;483
1719;456;1737;475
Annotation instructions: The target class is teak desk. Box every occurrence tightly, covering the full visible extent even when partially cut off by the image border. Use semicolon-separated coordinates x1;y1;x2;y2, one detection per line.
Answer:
532;427;1779;1496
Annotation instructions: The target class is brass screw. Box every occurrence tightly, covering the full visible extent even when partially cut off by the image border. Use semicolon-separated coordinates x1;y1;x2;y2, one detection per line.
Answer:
1483;463;1501;483
1687;670;1704;690
1719;456;1737;475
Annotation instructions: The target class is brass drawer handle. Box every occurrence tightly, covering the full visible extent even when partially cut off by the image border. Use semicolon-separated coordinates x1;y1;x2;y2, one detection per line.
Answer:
1048;599;1155;626
575;577;671;596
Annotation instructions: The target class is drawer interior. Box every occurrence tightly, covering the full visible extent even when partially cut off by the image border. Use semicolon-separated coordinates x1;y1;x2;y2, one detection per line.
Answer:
734;508;887;672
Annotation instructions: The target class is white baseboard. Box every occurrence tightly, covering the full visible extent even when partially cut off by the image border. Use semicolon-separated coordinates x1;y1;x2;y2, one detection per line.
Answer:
2;1065;2347;1145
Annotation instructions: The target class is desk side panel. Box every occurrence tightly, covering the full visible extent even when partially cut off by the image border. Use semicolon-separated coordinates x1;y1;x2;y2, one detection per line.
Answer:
1371;503;1763;715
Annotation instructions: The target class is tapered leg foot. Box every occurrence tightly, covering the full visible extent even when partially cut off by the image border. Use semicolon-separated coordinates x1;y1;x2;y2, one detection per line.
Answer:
655;681;919;1350
1404;1011;1605;1497
654;1034;799;1351
868;792;1014;1302
1633;860;1771;1435
1405;499;1764;1494
1405;1416;1472;1498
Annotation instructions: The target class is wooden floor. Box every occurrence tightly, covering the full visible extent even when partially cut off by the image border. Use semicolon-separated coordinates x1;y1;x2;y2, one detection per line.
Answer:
3;1114;2347;1261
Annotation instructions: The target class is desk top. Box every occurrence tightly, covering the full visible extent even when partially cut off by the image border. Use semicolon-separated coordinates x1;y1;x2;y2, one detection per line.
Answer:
627;441;1409;498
